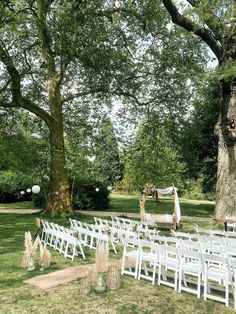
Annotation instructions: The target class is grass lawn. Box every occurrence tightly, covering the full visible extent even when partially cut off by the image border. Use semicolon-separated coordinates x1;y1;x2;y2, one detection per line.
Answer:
0;193;215;217
0;194;232;313
0;201;37;209
108;194;215;217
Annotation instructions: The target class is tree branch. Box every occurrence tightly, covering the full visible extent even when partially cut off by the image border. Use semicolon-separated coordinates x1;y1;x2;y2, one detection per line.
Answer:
161;0;223;61
61;89;107;104
187;0;228;40
0;41;53;127
35;0;56;74
77;6;143;22
62;86;156;107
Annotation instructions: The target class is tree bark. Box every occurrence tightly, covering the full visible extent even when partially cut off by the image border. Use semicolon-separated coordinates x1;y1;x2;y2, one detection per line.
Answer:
215;77;236;218
47;106;72;215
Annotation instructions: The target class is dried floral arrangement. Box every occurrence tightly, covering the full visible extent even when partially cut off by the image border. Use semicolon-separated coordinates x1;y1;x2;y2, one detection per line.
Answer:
39;241;51;270
21;232;40;271
95;240;109;273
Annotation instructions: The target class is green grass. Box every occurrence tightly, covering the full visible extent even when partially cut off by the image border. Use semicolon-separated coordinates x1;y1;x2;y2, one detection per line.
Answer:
0;201;37;209
107;194;215;218
1;194;233;313
0;194;215;217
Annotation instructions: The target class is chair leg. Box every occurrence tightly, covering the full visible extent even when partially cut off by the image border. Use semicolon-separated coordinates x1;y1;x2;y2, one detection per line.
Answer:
225;278;229;307
203;270;207;301
121;250;126;275
135;255;139;279
174;270;178;291
178;268;182;293
152;263;157;285
197;274;201;299
137;257;142;280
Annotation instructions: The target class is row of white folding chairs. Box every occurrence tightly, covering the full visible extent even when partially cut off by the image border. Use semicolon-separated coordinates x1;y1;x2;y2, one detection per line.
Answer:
110;216;160;240
75;217;159;245
41;220;85;261
111;216;145;230
69;218;158;253
121;238;236;308
172;230;236;247
94;217;113;227
194;224;236;238
69;219;117;253
152;234;236;260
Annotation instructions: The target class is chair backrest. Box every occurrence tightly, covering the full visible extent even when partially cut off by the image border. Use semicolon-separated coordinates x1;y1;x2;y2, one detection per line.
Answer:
223;244;236;260
164;236;182;248
204;235;224;246
150;234;165;244
189;234;205;243
211;230;226;237
200;242;224;255
171;230;190;239
226;231;236;239
41;219;48;230
179;248;203;269
122;237;140;248
94;217;99;225
139;240;159;257
225;237;236;246
194;224;212;236
202;253;229;267
181;239;200;252
158;244;179;262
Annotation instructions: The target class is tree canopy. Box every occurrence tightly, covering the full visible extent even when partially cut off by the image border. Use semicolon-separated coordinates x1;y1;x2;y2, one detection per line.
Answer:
0;0;228;215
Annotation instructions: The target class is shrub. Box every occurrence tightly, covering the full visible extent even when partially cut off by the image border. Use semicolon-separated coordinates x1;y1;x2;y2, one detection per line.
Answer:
32;183;49;209
181;178;205;200
72;176;110;210
31;176;110;210
0;171;34;203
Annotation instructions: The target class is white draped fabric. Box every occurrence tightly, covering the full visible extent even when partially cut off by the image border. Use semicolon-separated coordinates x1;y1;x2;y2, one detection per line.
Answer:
154;186;181;223
155;186;174;195
173;188;181;223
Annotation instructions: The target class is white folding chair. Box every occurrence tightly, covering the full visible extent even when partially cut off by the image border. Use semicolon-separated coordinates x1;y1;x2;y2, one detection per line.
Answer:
189;234;205;243
225;237;236;246
63;227;86;260
164;236;182;249
41;220;49;244
200;242;224;256
194;224;212;236
138;240;160;285
230;259;236;309
181;239;201;252
171;230;190;240
226;223;236;232
158;245;179;291
204;236;225;246
150;234;165;244
211;230;226;237
48;223;59;248
178;249;203;298
202;253;230;307
121;238;140;279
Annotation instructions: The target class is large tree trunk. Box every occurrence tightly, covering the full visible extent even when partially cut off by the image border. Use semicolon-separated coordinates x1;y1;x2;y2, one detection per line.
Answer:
47;106;72;215
215;77;236;219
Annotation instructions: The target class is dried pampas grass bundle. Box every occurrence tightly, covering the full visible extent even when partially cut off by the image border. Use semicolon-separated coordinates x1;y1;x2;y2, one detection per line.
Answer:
24;232;39;256
35;217;41;229
21;232;39;270
95;240;109;273
88;265;98;286
39;241;51;270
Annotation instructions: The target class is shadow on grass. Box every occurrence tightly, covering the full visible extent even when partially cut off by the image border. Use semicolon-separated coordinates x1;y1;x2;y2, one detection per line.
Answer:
104;195;215;217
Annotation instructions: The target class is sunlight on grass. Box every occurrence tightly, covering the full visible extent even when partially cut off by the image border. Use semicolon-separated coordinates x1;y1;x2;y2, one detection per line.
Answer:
1;195;232;313
0;201;36;209
108;194;215;217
